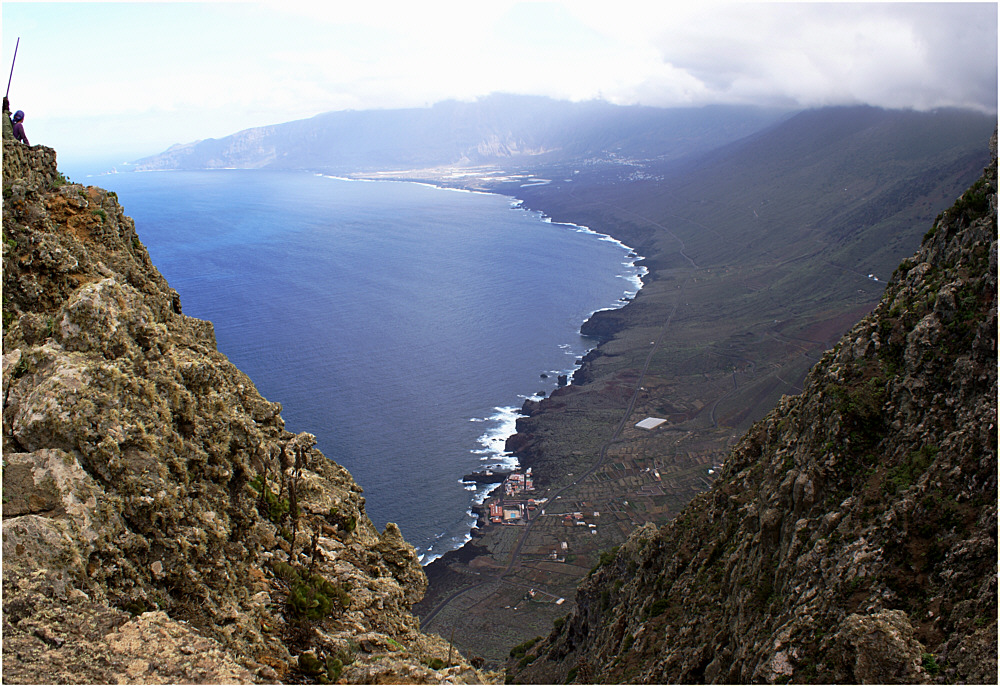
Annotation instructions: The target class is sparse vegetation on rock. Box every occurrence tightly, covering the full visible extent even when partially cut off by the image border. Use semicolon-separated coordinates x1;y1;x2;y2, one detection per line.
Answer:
2;135;493;683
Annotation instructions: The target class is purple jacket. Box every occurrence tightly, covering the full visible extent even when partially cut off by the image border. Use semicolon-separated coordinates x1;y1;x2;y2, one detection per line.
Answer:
13;121;28;145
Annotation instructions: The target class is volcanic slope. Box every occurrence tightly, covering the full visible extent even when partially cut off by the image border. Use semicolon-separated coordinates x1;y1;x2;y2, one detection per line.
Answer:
509;131;997;684
131;94;789;174
413;107;993;664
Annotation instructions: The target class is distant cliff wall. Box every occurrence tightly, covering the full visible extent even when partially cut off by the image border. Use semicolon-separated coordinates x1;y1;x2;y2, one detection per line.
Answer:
1;140;492;684
511;134;998;685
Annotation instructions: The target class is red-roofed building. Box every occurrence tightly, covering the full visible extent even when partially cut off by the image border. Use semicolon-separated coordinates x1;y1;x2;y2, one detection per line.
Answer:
489;502;503;523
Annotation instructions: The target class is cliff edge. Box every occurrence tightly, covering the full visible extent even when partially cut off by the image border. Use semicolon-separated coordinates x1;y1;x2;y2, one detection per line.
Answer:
510;135;997;684
2;137;491;683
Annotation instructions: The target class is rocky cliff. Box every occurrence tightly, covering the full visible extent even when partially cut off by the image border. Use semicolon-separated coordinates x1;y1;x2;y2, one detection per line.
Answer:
509;135;998;684
2;136;492;684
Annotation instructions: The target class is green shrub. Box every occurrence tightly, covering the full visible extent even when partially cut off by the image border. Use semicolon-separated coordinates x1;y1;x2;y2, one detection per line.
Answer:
517;653;538;669
272;561;350;621
647;598;670;618
297;652;345;684
326;657;343;682
510;636;540;658
885;445;937;495
921;653;941;676
298;652;324;676
249;474;289;524
588;545;619;577
328;506;358;535
10;353;31;379
953;177;992;223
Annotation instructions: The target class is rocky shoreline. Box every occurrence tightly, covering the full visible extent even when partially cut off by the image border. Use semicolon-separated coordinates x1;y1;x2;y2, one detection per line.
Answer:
424;356;614;581
414;112;996;664
420;189;648;584
410;185;651;575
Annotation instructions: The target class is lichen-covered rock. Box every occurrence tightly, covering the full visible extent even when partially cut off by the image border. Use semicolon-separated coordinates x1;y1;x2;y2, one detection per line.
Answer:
512;134;997;684
2;568;257;685
2;138;493;683
825;610;926;684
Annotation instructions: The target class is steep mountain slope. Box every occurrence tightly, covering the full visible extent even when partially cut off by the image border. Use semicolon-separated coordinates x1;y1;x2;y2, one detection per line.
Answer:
130;94;788;173
1;130;491;682
515;106;993;302
408;108;993;665
509;134;997;684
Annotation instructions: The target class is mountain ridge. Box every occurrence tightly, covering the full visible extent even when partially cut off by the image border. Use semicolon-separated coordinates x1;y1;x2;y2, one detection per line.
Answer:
508;130;997;684
130;94;792;173
409;104;994;665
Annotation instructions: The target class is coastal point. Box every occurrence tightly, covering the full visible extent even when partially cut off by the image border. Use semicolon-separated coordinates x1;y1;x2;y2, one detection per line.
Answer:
3;2;997;680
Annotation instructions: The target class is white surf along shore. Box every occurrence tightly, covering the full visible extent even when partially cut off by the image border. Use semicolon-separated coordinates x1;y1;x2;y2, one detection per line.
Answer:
361;173;649;565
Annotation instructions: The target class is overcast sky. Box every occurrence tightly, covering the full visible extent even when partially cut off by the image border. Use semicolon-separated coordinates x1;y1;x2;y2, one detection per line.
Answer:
2;1;997;167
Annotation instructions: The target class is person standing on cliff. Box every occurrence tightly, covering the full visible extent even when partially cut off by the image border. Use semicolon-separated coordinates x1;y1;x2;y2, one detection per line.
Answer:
10;109;29;145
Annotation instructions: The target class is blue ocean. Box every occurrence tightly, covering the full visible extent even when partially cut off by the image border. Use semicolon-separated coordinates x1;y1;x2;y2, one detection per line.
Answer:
93;170;642;563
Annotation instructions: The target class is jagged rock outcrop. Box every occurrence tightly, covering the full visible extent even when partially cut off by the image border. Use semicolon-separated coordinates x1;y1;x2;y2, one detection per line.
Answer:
2;135;493;684
578;308;628;344
510;134;997;684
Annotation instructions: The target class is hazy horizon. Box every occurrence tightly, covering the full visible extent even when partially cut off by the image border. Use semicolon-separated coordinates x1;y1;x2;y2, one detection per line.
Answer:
3;1;996;170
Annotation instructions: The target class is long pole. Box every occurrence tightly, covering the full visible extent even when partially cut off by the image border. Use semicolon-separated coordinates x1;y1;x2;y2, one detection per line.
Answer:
6;37;20;100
